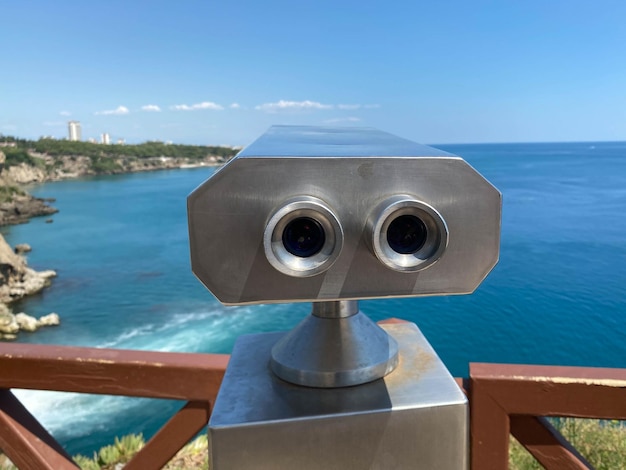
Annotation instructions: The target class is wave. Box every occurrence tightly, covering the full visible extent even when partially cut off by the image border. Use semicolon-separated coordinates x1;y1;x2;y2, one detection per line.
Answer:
12;304;291;448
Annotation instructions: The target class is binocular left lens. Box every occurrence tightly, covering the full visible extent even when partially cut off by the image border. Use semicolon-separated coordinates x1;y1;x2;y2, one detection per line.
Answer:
264;197;343;277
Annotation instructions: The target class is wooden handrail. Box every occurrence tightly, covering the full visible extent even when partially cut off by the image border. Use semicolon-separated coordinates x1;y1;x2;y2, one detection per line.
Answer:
0;343;228;469
0;343;228;401
470;363;626;469
2;339;626;468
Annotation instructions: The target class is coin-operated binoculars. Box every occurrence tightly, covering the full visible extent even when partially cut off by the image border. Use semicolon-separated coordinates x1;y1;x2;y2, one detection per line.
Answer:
188;126;501;469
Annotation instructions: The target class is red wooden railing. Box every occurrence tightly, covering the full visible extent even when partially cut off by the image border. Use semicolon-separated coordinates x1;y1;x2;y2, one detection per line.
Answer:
0;343;228;469
1;337;625;468
470;363;626;469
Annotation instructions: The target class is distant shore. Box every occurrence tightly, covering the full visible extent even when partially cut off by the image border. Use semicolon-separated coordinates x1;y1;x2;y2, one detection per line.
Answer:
5;154;224;186
0;141;232;339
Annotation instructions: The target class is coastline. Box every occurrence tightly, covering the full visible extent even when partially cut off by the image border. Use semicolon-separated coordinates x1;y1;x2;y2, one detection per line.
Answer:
0;150;226;340
5;155;222;185
0;234;60;340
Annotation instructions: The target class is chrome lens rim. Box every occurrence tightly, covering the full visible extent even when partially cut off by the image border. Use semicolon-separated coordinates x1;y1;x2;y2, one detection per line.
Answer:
370;195;448;272
264;196;343;277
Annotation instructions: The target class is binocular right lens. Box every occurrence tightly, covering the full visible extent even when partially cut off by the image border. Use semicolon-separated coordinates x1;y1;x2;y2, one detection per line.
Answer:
369;196;448;272
386;215;428;255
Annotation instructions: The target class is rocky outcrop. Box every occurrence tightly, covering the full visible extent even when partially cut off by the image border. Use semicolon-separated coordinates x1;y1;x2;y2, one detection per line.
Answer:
0;194;58;226
14;243;31;254
0;233;57;304
0;155;58;226
5;162;47;184
0;235;59;340
38;312;60;326
0;307;60;340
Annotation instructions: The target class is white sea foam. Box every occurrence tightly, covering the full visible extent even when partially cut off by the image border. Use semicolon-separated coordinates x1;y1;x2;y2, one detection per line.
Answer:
12;305;274;442
13;389;149;438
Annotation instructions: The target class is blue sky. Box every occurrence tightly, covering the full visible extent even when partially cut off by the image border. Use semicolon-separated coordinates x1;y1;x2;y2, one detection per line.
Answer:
2;0;625;145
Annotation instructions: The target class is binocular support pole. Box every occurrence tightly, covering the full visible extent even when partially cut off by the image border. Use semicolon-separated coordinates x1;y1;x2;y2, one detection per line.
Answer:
209;315;469;469
270;300;400;388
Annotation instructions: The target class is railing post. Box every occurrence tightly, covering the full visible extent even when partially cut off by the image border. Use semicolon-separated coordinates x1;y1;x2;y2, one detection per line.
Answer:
470;364;511;470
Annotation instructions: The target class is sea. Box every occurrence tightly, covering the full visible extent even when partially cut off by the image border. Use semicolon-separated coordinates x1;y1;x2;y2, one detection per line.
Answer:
2;141;626;456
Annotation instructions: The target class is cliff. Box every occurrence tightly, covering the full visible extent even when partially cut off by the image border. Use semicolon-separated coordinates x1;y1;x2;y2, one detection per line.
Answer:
0;138;238;184
0;151;58;226
0;233;59;340
0;139;237;338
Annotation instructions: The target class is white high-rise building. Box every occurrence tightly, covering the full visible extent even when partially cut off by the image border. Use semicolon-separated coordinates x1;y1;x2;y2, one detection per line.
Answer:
101;133;110;145
68;121;81;141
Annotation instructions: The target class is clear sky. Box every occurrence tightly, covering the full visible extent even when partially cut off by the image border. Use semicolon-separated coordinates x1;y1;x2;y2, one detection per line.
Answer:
2;0;625;146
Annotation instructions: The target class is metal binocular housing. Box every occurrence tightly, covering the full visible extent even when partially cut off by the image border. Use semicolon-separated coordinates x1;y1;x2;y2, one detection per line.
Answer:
188;125;501;306
188;126;501;469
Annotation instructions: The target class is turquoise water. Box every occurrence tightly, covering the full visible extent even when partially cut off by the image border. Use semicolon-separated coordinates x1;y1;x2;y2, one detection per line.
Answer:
4;142;626;455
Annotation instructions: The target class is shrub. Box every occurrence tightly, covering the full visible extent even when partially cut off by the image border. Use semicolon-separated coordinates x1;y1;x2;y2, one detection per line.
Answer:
3;148;40;168
0;185;25;203
89;156;122;174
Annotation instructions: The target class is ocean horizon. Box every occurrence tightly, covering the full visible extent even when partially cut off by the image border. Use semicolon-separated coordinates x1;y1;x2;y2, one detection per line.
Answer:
3;140;626;456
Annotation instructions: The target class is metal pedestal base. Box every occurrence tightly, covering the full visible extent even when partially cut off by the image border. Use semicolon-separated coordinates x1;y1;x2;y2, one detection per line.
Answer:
271;302;399;388
209;322;468;469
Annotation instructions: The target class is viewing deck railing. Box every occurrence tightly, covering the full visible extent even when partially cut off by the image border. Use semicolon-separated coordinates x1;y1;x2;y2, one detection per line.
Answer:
1;322;625;469
0;343;228;469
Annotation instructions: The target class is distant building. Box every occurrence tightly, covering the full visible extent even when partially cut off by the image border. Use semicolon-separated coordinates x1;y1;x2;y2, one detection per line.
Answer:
68;121;81;141
116;138;125;145
101;133;111;145
88;137;97;143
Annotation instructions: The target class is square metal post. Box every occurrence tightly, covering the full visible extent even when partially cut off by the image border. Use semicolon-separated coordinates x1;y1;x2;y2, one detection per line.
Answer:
209;322;468;469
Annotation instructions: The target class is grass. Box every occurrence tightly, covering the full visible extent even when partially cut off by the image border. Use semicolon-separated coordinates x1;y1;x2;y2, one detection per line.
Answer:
510;418;626;469
1;419;624;469
0;434;207;469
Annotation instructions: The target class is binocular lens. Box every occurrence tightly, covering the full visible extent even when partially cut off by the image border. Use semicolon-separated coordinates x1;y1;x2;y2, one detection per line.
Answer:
369;196;448;272
387;215;427;254
264;197;343;277
282;217;326;258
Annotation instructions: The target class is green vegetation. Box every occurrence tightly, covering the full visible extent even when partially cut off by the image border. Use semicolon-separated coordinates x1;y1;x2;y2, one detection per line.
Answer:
2;419;624;469
0;434;207;469
2;147;45;169
73;434;145;470
72;434;208;470
510;418;626;469
89;155;123;174
0;134;238;177
0;136;238;162
0;185;25;203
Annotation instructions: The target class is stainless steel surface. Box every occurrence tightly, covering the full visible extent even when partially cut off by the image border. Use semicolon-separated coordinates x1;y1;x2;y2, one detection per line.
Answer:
188;125;501;305
270;301;399;387
209;322;469;469
236;125;457;158
311;299;358;318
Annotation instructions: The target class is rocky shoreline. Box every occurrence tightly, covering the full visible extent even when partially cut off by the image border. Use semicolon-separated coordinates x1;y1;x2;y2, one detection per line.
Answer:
5;154;221;185
0;154;220;226
0;147;227;340
0;194;58;226
0;235;60;340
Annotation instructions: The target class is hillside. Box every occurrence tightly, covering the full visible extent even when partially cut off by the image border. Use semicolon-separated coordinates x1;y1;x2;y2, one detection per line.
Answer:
0;136;238;184
0;137;238;224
